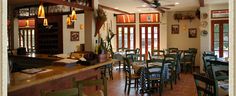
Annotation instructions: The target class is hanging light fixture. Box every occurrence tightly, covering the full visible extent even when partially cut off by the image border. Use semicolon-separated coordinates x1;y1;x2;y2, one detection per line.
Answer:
25;20;30;27
43;18;48;26
71;8;77;21
38;3;45;18
66;15;72;25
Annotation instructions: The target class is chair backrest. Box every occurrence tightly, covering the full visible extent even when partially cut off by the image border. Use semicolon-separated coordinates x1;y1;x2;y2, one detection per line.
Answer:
203;51;215;56
133;54;145;62
73;78;107;96
193;73;218;96
135;48;140;55
167;48;178;54
208;60;228;81
123;57;133;77
113;53;123;61
145;59;165;79
41;88;78;96
181;50;194;62
202;54;217;73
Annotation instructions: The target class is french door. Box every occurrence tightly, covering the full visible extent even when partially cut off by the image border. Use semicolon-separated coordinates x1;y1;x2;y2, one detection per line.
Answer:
140;24;160;59
116;25;136;50
19;28;35;53
211;20;229;58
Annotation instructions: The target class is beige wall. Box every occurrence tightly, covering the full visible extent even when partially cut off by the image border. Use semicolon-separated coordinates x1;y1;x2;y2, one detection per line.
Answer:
62;14;85;54
167;11;201;66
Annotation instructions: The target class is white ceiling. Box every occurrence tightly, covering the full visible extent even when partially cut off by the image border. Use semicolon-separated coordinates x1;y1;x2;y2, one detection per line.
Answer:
98;0;229;13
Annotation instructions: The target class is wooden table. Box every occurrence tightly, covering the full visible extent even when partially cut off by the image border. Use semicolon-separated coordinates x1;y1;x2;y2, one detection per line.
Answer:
8;59;117;96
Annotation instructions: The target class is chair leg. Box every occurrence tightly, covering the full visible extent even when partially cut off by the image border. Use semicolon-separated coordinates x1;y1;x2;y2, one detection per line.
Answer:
124;76;127;92
128;79;131;94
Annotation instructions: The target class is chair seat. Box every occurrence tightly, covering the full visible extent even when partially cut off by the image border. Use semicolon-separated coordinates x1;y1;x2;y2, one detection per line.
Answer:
130;73;140;79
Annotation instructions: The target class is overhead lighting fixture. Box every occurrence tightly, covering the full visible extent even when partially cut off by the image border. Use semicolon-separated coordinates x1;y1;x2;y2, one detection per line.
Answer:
142;4;147;7
115;7;119;9
25;20;30;27
175;2;180;5
66;15;72;25
38;3;45;18
43;18;48;26
71;8;77;21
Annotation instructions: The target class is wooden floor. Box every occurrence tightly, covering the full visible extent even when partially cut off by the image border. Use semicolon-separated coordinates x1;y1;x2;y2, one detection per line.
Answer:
107;67;197;96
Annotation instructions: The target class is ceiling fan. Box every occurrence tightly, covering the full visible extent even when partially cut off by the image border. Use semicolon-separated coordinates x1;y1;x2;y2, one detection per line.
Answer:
139;0;175;13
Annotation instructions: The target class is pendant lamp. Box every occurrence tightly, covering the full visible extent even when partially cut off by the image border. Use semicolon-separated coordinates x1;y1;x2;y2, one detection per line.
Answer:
25;20;30;27
66;15;72;25
43;18;48;26
38;3;45;18
71;8;77;21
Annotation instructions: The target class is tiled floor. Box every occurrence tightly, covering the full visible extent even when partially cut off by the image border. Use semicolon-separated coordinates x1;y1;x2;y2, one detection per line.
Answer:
107;68;197;96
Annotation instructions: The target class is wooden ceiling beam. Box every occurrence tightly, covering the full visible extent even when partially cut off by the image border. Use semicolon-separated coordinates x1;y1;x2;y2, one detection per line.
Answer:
199;0;204;7
98;4;130;14
41;0;93;11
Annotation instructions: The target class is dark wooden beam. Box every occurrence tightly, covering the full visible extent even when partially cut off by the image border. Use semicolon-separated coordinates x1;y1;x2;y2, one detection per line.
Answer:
41;0;93;11
98;4;130;14
199;0;204;7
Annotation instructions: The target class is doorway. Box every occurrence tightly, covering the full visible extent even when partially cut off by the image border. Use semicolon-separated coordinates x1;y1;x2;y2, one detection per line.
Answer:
211;20;229;58
116;25;136;50
140;24;160;59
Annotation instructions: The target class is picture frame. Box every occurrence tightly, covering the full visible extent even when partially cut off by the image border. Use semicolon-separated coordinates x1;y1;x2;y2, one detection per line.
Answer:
70;31;79;41
188;28;197;38
171;25;179;34
67;22;74;29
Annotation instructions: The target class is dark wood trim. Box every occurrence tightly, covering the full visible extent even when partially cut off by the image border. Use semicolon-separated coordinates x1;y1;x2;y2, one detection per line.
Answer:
199;0;204;7
41;0;93;11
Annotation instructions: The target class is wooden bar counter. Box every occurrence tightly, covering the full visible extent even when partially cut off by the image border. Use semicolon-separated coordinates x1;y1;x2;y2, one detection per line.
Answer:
8;59;116;96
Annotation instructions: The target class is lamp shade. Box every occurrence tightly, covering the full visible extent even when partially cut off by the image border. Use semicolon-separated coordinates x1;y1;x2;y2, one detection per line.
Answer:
66;16;72;25
43;18;48;26
71;8;77;21
25;20;29;27
38;3;45;18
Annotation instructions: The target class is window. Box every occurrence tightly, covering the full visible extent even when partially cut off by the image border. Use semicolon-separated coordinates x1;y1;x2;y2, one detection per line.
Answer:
211;20;229;58
116;25;136;50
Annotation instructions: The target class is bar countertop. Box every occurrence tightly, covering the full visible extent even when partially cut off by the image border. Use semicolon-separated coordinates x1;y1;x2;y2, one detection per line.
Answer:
8;59;117;93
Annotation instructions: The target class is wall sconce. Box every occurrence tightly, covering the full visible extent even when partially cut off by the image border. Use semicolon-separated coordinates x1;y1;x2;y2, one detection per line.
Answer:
43;18;48;26
71;8;77;21
38;3;45;18
25;20;30;27
66;15;72;25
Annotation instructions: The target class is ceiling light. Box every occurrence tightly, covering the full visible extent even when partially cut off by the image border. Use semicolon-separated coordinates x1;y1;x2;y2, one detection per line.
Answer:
66;15;72;25
43;18;48;26
38;3;45;18
138;9;142;12
175;2;180;5
142;4;147;7
25;20;29;27
115;7;119;9
71;8;77;21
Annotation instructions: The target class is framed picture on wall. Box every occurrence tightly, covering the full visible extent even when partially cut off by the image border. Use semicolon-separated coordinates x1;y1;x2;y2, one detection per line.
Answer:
188;28;197;38
71;31;79;41
171;25;179;34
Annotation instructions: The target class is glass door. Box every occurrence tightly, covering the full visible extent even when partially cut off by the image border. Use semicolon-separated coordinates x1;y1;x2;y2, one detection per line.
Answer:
211;20;229;58
116;25;136;50
140;24;159;59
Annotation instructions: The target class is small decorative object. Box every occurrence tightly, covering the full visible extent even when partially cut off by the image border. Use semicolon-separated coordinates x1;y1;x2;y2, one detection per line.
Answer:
201;21;208;28
71;8;77;21
189;28;197;38
95;7;107;37
66;15;72;26
202;13;208;19
211;9;229;18
67;22;74;29
79;24;84;30
71;31;79;41
171;25;179;34
43;18;48;26
38;3;45;18
201;30;208;36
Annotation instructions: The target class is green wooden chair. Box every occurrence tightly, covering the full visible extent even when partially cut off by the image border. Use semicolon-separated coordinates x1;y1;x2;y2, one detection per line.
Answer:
193;73;218;96
41;88;78;96
73;78;107;96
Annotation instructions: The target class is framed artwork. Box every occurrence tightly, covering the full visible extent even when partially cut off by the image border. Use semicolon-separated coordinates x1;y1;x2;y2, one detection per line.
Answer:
188;28;197;38
71;31;79;41
171;25;179;34
67;22;74;29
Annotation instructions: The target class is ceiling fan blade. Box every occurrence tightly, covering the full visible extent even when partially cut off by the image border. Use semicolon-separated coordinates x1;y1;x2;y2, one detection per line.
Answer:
142;0;153;4
162;4;175;6
136;7;150;8
156;7;165;13
159;6;170;10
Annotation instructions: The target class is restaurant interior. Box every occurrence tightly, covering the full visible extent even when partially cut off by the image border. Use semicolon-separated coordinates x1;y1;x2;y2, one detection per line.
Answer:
1;0;235;96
